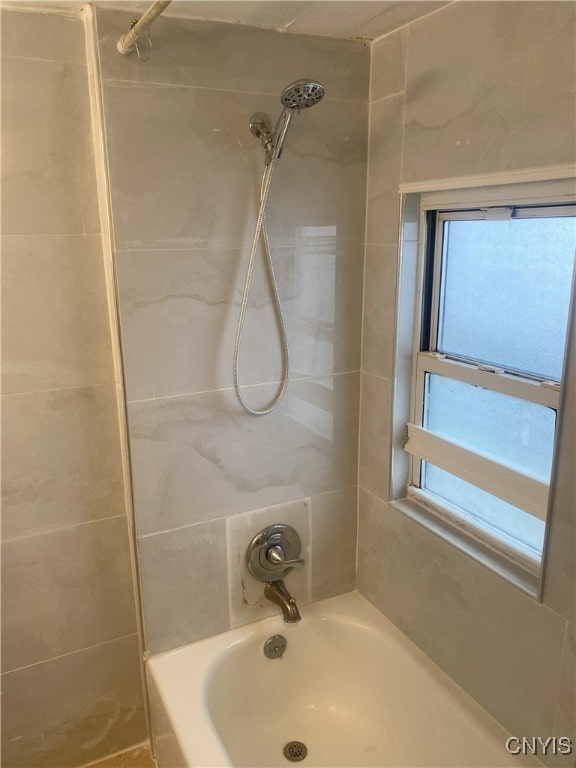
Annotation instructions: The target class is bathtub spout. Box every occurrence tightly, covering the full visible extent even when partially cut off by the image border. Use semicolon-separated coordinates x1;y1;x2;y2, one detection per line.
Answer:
264;580;301;623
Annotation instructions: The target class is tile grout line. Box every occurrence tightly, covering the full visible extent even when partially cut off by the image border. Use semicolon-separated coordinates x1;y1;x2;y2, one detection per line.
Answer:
2;633;140;677
125;369;362;406
370;0;459;44
1;380;117;399
370;88;405;106
2;513;129;545
78;741;152;768
101;75;369;104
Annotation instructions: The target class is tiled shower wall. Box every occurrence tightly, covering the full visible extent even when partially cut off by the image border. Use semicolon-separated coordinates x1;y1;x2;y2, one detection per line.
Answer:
359;1;575;759
1;7;146;767
95;8;369;653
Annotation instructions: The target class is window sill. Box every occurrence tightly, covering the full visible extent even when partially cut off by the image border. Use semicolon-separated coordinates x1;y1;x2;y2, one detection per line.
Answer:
389;493;542;600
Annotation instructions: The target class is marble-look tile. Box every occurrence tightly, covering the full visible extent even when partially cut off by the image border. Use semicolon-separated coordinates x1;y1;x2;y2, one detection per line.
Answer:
86;745;156;768
116;238;362;400
116;246;247;401
1;56;99;235
359;373;392;503
127;372;359;536
104;83;367;252
357;489;568;739
226;499;311;628
2;385;125;539
311;486;357;601
362;244;398;380
104;82;266;253
1;384;125;540
547;623;575;766
2;517;137;672
366;92;404;246
1;8;86;63
285;1;449;41
138;519;229;653
1;635;146;768
97;8;369;102
370;28;407;103
265;97;368;247
403;1;576;182
2;235;114;394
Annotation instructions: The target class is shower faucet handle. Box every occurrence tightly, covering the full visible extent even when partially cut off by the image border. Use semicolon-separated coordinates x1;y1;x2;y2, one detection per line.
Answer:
266;545;305;569
246;523;304;582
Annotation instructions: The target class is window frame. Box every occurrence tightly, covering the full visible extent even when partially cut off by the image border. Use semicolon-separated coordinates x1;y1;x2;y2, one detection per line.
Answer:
402;186;575;578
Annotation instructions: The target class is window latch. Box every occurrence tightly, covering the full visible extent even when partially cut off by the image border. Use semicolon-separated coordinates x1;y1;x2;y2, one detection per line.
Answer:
484;206;514;221
477;363;504;374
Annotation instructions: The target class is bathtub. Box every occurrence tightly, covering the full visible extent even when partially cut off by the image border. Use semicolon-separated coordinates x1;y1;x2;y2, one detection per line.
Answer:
147;591;540;768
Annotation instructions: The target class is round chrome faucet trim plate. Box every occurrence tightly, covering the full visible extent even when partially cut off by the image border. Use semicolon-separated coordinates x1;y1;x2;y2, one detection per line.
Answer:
246;523;303;582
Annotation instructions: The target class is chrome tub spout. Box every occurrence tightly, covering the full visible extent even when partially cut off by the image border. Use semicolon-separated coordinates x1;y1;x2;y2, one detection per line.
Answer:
264;580;301;623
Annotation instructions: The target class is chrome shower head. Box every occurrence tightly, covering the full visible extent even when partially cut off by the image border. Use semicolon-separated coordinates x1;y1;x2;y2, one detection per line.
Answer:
249;79;325;165
280;79;325;110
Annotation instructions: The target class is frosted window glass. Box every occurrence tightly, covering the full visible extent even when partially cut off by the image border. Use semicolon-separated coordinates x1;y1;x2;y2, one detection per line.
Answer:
438;215;575;380
424;374;555;482
423;463;545;555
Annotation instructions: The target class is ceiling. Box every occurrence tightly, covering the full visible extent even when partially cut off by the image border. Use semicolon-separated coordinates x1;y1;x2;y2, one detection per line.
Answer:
97;0;451;40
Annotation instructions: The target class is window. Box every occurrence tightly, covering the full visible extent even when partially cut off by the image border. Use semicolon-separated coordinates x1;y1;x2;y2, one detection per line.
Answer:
404;196;575;574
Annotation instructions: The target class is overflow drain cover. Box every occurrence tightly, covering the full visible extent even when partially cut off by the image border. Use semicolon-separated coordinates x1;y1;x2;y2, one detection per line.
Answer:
283;741;308;762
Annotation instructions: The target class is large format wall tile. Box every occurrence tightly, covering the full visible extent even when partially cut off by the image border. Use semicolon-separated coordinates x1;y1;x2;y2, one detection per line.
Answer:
2;384;125;540
138;519;229;653
311;486;357;601
115;246;246;401
366;92;403;246
104;83;367;253
265;97;368;247
1;56;99;235
2;516;137;672
357;490;568;739
370;28;407;103
359;373;392;502
1;8;86;63
362;244;398;380
2;235;114;394
547;623;575;766
97;8;369;101
116;238;363;400
104;82;268;252
1;635;146;768
403;1;576;182
226;499;312;628
128;373;359;536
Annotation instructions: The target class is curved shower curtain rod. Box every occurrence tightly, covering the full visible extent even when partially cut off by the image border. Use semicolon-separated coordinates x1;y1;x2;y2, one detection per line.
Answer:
116;0;172;55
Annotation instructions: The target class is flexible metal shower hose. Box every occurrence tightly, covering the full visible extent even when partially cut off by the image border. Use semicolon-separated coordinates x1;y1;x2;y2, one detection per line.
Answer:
232;154;290;415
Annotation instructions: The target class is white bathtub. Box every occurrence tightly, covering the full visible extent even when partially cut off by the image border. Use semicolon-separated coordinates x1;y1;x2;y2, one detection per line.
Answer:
147;591;540;768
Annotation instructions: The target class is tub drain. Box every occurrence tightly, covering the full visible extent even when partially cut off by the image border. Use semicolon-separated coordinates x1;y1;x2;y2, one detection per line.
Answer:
284;741;307;762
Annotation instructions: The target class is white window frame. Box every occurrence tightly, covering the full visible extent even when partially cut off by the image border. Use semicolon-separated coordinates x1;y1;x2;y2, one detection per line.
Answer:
402;180;575;577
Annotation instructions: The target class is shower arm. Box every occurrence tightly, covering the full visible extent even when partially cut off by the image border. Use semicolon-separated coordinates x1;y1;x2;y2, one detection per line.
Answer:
116;0;172;55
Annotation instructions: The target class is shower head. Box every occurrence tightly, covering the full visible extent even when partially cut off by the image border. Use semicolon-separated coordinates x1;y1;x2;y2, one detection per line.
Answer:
271;79;324;163
280;79;325;110
250;79;325;165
